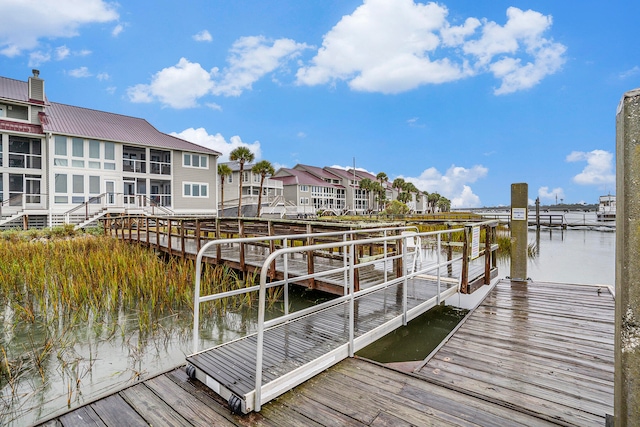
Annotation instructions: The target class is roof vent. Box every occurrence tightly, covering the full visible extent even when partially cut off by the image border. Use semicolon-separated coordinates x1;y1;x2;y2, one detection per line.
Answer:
32;69;40;78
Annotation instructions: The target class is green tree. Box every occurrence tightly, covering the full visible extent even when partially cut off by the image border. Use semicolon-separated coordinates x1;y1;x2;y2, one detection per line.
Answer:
384;200;409;215
251;160;275;217
217;163;233;216
229;147;255;217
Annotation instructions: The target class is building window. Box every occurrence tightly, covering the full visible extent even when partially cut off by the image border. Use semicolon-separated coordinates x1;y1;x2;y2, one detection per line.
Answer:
300;185;309;192
8;136;41;169
228;174;233;183
89;140;100;159
89;176;100;194
54;174;67;203
104;142;115;159
72;175;84;203
183;182;208;197
72;138;83;157
0;103;28;120
55;136;67;155
183;153;208;169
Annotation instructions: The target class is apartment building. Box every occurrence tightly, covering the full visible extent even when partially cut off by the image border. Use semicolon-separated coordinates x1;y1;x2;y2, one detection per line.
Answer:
0;71;220;228
218;161;283;217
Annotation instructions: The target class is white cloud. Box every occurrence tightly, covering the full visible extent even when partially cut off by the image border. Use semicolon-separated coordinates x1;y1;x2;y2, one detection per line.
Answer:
193;30;213;42
171;128;261;162
96;72;110;81
127;37;309;108
112;23;124;37
620;66;640;80
404;164;488;208
538;186;565;202
127;58;215;108
55;45;71;60
566;149;615;185
212;36;310;96
69;66;92;78
296;1;565;95
28;51;51;67
0;0;118;57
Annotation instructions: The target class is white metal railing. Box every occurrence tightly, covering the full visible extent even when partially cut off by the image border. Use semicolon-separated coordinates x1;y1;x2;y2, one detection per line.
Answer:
192;225;419;352
191;225;466;412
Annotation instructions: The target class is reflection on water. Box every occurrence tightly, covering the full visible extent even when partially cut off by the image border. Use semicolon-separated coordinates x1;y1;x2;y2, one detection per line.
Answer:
504;227;615;286
0;284;332;426
356;304;468;363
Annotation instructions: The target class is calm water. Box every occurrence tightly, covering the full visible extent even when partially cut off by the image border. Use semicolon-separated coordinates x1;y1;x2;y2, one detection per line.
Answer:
358;219;616;364
1;222;616;426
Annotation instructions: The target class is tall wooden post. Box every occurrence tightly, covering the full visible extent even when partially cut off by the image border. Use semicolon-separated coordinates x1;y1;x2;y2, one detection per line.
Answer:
510;183;528;282
615;88;640;426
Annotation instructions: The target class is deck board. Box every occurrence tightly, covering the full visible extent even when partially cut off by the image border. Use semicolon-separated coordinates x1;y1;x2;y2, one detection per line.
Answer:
37;279;613;427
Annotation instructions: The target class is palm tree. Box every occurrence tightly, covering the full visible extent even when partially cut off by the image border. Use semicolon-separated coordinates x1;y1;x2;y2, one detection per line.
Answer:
437;196;451;212
229;147;255;217
376;172;389;209
217;163;232;216
428;192;441;213
359;178;375;212
392;178;405;200
251;160;275;217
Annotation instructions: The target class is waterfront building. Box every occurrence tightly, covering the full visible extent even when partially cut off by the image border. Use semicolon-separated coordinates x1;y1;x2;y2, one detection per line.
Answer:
0;71;220;228
217;161;284;217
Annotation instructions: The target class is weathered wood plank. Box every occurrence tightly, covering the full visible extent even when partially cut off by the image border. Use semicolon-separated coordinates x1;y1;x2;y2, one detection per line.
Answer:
144;374;237;426
120;383;191;426
89;394;148;427
58;405;106;427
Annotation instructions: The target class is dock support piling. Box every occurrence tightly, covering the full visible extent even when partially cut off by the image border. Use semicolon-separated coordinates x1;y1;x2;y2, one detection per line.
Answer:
615;87;640;426
510;183;528;283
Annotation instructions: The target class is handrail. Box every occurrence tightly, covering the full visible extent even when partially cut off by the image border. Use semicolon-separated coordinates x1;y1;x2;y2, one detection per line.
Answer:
192;225;419;351
253;227;465;411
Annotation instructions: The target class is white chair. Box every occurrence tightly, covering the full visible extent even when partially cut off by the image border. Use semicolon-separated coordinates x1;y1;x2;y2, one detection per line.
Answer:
401;231;422;274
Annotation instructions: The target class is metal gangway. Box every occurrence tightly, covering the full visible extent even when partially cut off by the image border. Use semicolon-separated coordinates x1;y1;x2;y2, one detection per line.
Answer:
186;226;468;414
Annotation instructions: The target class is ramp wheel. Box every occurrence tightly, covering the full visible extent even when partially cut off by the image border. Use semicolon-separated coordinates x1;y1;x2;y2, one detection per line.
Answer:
185;365;196;380
228;394;243;414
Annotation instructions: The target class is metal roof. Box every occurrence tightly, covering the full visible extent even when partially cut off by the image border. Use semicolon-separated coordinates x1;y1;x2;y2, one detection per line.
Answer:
0;76;34;103
272;168;336;187
41;102;220;155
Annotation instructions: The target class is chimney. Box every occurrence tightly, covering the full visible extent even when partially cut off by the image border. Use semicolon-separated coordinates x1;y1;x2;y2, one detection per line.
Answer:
28;69;45;103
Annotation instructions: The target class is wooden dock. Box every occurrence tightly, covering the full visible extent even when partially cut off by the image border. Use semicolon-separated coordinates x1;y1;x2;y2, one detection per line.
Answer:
37;278;613;426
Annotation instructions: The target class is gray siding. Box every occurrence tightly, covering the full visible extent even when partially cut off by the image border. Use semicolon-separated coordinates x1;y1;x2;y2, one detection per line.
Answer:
173;151;217;212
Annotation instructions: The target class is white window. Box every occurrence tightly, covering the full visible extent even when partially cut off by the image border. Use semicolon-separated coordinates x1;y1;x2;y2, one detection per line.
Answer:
183;182;208;197
54;174;67;203
300;185;308;192
183;153;208;169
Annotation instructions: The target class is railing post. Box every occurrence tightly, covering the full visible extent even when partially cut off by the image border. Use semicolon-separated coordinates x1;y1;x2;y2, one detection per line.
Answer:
348;243;355;357
461;226;470;294
167;219;172;253
306;223;315;289
484;224;491;284
180;219;186;258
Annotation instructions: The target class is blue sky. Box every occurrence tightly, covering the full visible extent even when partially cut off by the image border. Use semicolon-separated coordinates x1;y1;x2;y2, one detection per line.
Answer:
1;0;637;207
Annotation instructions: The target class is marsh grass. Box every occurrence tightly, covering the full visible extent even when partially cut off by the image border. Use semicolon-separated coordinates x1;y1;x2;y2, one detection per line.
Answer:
1;227;287;425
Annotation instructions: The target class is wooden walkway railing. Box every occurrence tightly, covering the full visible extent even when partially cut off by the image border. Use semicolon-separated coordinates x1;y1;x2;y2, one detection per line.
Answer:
102;216;499;295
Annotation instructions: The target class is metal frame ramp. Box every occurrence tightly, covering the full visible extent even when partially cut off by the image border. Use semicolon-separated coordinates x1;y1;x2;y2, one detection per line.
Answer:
186;227;469;413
